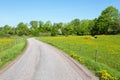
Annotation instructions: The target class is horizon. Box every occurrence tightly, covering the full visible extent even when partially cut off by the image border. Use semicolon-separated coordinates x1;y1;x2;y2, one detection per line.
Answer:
0;0;120;27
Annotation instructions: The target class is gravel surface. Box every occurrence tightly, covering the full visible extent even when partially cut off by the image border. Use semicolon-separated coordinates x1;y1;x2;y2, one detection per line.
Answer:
0;38;98;80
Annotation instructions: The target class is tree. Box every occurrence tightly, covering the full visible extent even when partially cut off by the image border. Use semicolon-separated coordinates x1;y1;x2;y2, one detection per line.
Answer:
43;21;52;32
70;18;80;34
30;21;38;29
118;14;120;33
51;23;58;36
91;18;98;36
3;25;12;35
16;22;29;36
30;21;39;36
53;22;63;35
62;24;74;36
38;20;44;32
108;19;120;34
108;12;120;34
77;20;93;35
0;27;5;37
88;20;95;35
9;27;16;35
96;6;119;34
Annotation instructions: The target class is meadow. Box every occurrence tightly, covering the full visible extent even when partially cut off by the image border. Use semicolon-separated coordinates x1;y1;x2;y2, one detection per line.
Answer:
0;38;17;52
0;38;26;68
39;35;120;79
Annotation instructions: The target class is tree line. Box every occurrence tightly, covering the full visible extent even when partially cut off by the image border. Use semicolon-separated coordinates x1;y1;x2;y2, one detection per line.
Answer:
0;6;120;37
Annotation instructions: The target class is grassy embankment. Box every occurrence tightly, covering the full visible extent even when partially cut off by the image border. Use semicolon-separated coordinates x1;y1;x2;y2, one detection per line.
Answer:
0;38;27;68
38;35;120;80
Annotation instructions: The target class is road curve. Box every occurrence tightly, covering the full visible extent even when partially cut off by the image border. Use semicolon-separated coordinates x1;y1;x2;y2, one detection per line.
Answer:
0;38;98;80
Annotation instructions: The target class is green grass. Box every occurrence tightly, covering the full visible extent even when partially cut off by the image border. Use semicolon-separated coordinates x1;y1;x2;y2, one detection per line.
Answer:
38;35;120;79
0;39;27;68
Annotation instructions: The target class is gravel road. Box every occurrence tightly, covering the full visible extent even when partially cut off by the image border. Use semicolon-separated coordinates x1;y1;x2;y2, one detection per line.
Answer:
0;38;98;80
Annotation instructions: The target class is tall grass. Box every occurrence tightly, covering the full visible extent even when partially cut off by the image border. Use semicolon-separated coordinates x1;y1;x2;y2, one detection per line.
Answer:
0;39;27;68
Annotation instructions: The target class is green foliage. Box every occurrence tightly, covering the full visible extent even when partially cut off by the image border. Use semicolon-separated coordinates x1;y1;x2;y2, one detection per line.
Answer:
16;22;29;36
91;18;98;36
70;18;80;34
95;6;120;34
30;21;39;36
76;20;93;35
3;25;12;34
38;21;44;32
51;26;58;36
0;6;120;36
30;21;38;29
43;21;52;32
62;24;74;36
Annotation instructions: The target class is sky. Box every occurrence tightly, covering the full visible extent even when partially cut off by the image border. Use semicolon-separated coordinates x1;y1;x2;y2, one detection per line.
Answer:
0;0;120;27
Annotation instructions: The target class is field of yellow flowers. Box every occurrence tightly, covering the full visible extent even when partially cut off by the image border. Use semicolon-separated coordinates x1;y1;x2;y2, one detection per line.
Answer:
39;35;120;79
0;38;17;52
0;38;26;68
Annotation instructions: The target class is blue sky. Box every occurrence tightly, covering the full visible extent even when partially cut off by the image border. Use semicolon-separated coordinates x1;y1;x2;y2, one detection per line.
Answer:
0;0;120;26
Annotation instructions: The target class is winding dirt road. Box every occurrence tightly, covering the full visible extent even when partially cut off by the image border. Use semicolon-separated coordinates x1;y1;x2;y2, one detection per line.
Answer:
0;38;98;80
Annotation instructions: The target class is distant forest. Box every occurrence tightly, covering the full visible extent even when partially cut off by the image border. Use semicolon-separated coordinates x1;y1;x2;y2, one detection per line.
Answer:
0;6;120;37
